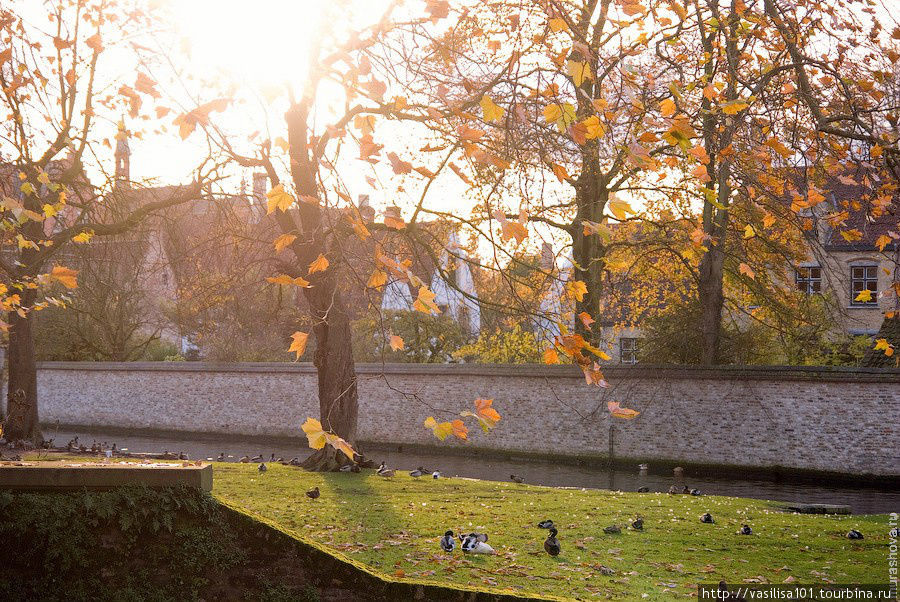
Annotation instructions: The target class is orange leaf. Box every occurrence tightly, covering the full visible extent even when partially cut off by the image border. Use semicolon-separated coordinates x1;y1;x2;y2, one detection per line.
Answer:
607;401;640;419
288;332;309;359
308;254;329;274
578;311;595;330
389;335;405;351
273;233;296;253
50;266;78;289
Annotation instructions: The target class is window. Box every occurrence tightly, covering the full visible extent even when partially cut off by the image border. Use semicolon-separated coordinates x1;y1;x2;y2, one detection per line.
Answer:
850;265;878;305
620;337;640;364
795;266;822;294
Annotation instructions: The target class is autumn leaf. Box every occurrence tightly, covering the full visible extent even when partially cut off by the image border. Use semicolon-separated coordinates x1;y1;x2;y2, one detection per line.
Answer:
543;103;576;132
308;254;329;274
543;347;560;364
566;60;592;87
548;17;568;32
660;98;676;117
266;184;294;214
567;280;588;302
389;335;405;351
578;311;595;330
492;210;528;245
273;233;296;253
480;95;504;122
854;289;873;303
607;196;634;220
739;263;755;279
413;286;440;314
301;417;327;449
267;274;311;287
72;231;94;244
461;398;501;433
874;338;894;356
743;224;756;239
172;98;230;139
721;99;750;114
85;32;103;53
608;401;640;419
367;270;388;289
288;331;309;359
387;152;413;174
50;266;78;289
450;419;468;440
551;163;569;182
875;235;891;252
581;115;605;139
424;416;454;441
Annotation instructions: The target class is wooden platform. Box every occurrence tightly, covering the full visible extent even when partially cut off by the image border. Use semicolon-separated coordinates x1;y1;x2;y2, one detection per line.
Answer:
0;461;212;491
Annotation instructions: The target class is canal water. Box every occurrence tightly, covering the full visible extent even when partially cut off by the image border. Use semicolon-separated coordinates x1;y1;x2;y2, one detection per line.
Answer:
44;427;899;515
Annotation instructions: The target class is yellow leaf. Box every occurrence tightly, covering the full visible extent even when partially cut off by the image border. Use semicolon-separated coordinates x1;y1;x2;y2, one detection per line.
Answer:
581;115;605;139
413;286;441;314
266;184;294;214
288;331;309;359
50;265;78;289
273;233;296;253
324;432;356;460
875;235;891;252
543;102;576;132
367;270;388;289
566;280;588;302
424;416;454;441
308;254;329;274
743;224;756;239
607;196;634;220
739;263;755;279
73;231;94;244
721;99;750;114
854;289;873;303
548;17;568;32
566;60;591;87
480;95;504;122
660;98;676;117
389;335;405;351
20;182;35;196
763;213;776;229
37;172;51;186
266;274;311;287
301;417;327;450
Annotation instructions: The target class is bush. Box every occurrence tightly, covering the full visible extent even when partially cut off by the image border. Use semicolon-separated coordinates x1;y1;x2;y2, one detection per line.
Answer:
453;324;543;363
352;310;470;363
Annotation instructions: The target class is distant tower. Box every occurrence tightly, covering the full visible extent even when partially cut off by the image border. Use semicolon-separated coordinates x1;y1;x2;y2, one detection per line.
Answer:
114;118;130;184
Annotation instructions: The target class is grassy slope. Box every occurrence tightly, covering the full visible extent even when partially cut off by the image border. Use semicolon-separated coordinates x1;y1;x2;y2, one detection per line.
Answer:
212;462;890;601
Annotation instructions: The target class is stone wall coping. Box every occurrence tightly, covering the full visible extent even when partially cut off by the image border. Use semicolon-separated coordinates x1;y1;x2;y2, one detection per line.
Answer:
35;361;900;382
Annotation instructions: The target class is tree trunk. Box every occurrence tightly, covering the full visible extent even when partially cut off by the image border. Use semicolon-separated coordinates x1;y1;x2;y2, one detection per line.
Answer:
697;244;726;365
571;150;608;346
4;290;41;443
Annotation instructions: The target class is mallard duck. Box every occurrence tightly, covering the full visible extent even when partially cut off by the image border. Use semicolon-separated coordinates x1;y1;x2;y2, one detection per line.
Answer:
631;518;643;530
409;467;425;478
681;485;691;494
251;454;263;462
306;486;320;499
376;462;395;477
537;519;555;529
440;530;455;552
461;535;494;554
339;464;353;472
739;524;753;535
459;532;488;543
216;453;225;462
690;488;701;496
269;453;276;462
258;462;267;473
178;452;189;460
544;527;561;557
637;486;650;493
668;485;679;495
700;512;715;524
432;471;440;479
288;457;301;466
847;529;863;540
603;525;621;534
239;455;250;463
510;474;525;484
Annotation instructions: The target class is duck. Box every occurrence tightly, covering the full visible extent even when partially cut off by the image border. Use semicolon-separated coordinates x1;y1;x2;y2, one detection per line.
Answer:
544;527;561;556
847;529;863;540
306;486;320;499
700;512;715;524
216;453;226;462
339;464;354;472
537;519;555;529
461;535;494;554
668;485;680;495
681;485;691;494
178;452;189;461
288;457;301;466
432;471;440;479
250;454;263;462
739;524;753;535
690;488;702;496
258;462;267;473
638;463;649;471
376;462;395;477
351;464;361;473
459;532;488;543
269;453;276;462
510;474;525;484
603;525;621;534
440;530;455;552
409;467;425;478
239;456;250;463
637;486;650;493
631;518;643;531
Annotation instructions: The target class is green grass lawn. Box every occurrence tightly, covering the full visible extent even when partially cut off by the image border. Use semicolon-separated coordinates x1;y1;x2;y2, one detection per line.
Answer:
212;462;891;600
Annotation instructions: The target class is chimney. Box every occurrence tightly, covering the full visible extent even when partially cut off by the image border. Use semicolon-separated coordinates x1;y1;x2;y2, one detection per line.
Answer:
252;172;267;220
358;194;375;222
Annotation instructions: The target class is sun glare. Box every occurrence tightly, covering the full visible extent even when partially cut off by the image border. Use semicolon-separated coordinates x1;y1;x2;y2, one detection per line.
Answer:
170;0;324;87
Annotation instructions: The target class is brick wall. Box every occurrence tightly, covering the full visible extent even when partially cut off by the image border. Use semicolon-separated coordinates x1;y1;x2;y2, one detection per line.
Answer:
14;362;900;476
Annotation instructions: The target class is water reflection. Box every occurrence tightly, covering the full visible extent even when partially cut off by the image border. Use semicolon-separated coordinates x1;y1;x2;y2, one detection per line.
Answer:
45;427;899;515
